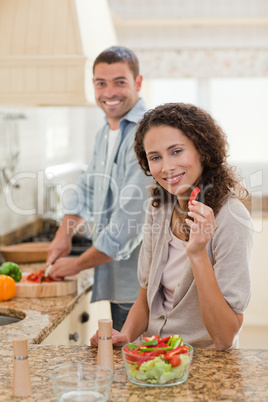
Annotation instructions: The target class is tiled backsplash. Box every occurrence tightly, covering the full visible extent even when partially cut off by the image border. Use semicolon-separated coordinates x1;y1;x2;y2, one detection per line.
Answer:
0;105;104;236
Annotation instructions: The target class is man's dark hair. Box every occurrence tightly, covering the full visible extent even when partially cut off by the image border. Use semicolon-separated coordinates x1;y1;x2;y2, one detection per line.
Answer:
93;46;139;78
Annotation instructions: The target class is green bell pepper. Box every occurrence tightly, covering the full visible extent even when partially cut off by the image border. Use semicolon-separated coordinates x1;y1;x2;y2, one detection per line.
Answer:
141;339;158;346
140;346;173;352
127;343;139;349
0;262;22;282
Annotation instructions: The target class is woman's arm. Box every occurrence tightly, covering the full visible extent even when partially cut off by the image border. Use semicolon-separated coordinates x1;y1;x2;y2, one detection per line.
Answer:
90;287;149;347
188;250;243;351
118;287;149;344
186;200;243;351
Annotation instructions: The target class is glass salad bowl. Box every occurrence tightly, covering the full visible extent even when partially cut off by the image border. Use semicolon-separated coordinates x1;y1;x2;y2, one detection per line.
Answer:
122;336;193;387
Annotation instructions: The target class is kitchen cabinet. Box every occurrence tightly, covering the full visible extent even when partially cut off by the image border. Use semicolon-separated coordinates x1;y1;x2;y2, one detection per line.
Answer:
42;289;92;346
41;291;111;346
0;0;117;105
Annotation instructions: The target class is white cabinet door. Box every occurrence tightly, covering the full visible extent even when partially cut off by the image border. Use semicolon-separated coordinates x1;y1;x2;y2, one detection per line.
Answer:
244;218;268;326
42;290;92;346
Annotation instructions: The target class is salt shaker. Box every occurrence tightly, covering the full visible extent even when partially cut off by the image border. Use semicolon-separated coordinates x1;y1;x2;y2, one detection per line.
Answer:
97;319;114;371
12;337;32;397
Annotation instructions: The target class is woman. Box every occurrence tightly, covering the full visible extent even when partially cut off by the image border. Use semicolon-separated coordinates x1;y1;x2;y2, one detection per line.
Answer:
91;103;253;350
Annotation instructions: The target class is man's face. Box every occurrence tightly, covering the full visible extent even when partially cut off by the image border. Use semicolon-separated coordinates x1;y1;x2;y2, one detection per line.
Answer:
93;62;142;129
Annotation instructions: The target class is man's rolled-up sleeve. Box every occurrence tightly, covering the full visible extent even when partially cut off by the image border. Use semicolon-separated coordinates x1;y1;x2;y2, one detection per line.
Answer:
94;146;151;260
63;153;95;221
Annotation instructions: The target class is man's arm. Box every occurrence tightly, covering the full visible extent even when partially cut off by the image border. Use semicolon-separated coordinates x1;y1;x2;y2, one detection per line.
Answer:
47;213;114;280
48;245;113;280
46;214;86;265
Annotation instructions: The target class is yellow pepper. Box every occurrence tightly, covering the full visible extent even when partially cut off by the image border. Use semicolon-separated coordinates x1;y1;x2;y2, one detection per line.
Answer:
0;275;16;301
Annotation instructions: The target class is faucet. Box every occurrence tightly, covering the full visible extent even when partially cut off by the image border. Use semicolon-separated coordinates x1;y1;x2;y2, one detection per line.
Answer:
2;167;20;189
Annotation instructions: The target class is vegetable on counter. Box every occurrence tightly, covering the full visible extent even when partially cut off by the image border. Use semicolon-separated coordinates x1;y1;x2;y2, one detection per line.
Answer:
123;335;193;385
0;274;16;301
26;269;53;283
0;261;22;282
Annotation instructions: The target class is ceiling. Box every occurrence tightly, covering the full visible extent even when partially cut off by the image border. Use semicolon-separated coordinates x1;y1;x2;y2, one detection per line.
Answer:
108;0;268;78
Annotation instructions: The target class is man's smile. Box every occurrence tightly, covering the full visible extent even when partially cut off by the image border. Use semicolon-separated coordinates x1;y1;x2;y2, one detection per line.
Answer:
103;99;122;106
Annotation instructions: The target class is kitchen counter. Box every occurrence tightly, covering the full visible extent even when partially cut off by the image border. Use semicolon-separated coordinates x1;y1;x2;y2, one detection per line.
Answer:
0;345;267;401
0;263;94;346
1;264;268;400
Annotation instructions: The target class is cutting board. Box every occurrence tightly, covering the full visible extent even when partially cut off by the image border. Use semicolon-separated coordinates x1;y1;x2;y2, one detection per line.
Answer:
15;276;77;298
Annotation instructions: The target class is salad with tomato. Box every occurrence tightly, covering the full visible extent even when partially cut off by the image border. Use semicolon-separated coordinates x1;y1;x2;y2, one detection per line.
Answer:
122;335;193;385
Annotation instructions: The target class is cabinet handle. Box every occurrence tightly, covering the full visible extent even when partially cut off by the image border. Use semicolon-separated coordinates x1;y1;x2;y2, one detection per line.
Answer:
81;312;90;323
69;332;79;342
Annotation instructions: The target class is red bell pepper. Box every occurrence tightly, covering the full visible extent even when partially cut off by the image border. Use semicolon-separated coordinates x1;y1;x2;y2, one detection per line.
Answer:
189;187;200;205
143;335;160;342
163;345;189;360
124;334;188;369
146;350;165;357
26;269;53;283
158;336;170;344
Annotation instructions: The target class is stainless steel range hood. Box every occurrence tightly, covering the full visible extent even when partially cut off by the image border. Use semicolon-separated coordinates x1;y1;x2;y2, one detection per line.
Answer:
0;0;117;106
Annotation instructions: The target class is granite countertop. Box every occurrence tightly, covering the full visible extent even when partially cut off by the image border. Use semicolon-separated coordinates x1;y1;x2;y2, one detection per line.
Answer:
0;263;94;346
0;346;267;401
1;263;268;400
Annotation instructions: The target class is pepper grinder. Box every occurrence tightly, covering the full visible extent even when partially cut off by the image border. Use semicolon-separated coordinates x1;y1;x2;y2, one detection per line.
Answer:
12;337;32;397
97;319;114;372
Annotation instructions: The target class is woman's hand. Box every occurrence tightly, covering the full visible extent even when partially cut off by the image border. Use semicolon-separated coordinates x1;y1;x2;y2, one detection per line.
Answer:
185;200;216;256
90;329;129;347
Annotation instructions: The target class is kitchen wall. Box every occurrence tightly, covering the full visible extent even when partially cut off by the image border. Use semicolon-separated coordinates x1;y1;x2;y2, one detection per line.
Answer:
0;105;104;236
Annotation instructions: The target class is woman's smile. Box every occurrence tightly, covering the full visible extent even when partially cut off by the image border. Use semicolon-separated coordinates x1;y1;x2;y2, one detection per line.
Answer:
163;172;185;184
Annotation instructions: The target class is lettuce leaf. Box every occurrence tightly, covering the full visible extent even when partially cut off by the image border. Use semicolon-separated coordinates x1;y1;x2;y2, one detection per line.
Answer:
128;355;190;384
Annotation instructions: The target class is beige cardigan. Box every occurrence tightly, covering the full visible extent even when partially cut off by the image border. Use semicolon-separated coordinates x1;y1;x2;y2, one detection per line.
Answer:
138;197;254;348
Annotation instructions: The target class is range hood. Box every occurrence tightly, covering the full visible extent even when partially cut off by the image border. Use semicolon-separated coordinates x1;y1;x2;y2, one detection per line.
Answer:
0;0;117;106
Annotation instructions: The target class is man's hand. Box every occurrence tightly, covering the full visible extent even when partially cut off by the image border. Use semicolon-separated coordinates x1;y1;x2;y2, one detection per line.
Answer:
46;214;86;266
48;257;81;281
46;235;72;266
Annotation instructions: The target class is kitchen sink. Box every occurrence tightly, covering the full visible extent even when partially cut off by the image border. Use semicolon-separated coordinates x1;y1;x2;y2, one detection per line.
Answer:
0;315;22;326
0;308;26;326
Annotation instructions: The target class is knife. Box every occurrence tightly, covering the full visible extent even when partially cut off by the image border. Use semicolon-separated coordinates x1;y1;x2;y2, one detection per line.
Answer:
39;264;53;283
44;264;53;278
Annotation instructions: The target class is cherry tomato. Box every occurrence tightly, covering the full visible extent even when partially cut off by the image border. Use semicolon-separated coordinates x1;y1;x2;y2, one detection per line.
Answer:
169;355;181;367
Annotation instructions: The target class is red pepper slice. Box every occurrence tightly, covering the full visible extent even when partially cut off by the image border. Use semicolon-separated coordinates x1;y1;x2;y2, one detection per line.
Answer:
158;336;170;344
163;345;189;360
143;335;160;342
146;349;166;357
26;269;53;283
157;342;168;348
190;187;200;205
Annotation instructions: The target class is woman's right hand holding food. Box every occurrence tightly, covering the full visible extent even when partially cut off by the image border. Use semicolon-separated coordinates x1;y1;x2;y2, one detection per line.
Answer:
185;200;216;257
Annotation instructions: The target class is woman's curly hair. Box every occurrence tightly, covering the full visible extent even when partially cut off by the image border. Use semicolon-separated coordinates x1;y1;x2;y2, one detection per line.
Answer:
134;103;248;217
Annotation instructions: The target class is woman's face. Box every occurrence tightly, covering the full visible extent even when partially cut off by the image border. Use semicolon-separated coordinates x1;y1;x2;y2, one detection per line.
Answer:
143;125;203;198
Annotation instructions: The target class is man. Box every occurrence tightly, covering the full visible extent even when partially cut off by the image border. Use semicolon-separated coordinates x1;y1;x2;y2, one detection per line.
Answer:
46;46;150;331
